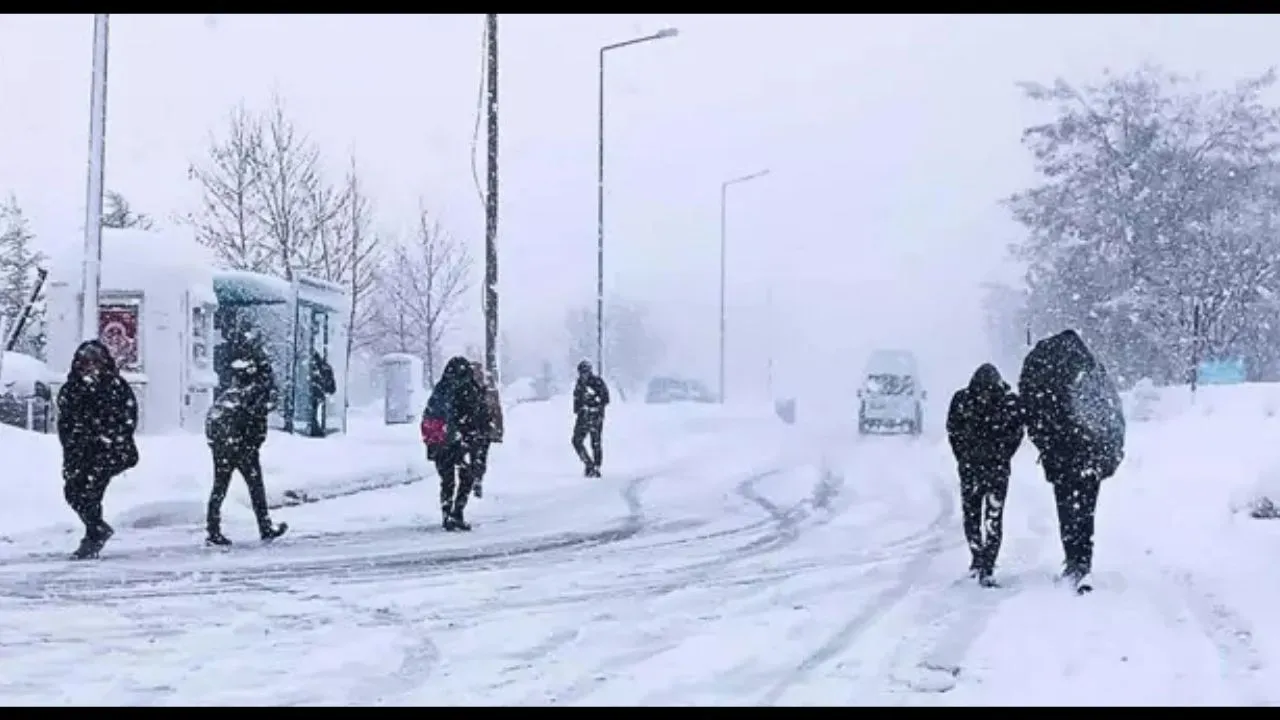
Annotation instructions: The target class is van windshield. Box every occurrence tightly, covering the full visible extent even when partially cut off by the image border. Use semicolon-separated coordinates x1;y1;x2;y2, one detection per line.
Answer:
866;374;914;396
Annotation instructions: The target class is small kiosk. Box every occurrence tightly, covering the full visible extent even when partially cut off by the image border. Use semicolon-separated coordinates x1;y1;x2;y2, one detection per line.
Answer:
212;270;351;435
45;228;220;434
380;353;425;425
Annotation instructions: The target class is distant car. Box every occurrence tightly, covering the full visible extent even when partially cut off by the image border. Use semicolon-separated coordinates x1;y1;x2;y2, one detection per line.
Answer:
858;349;926;436
646;376;716;404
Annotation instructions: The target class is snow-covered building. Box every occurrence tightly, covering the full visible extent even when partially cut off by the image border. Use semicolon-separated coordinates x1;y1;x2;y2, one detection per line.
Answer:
45;228;220;434
44;228;352;437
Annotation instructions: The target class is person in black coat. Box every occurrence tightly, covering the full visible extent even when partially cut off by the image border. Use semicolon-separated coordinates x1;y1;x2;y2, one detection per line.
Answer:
946;363;1024;586
56;339;139;560
1019;329;1126;593
422;356;491;531
467;359;504;500
572;360;610;477
204;346;286;546
308;351;336;438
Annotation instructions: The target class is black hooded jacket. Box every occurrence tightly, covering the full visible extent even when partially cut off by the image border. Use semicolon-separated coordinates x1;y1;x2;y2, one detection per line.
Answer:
946;363;1024;469
424;356;490;449
206;349;277;451
1018;330;1126;480
573;371;610;417
56;339;139;476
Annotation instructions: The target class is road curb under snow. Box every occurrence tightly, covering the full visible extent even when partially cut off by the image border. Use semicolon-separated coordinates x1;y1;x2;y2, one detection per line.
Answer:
273;466;428;509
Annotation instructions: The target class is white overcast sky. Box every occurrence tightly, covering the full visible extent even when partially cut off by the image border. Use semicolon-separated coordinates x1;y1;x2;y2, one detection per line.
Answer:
3;13;1279;406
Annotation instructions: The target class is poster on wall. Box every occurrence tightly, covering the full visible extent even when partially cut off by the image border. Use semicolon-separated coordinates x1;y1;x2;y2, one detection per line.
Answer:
99;303;141;372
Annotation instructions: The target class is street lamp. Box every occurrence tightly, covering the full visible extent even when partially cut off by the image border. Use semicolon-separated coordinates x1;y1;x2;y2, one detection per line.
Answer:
719;168;770;404
596;27;679;376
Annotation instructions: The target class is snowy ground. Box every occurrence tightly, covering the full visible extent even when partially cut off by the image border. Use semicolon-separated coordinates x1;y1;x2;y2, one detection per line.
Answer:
2;386;1280;705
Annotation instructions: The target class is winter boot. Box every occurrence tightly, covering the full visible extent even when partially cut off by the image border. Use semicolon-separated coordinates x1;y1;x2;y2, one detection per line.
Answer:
71;521;114;560
451;508;472;532
1074;572;1094;595
259;522;288;542
442;506;458;531
206;530;233;547
70;535;100;561
977;568;999;588
1060;562;1086;588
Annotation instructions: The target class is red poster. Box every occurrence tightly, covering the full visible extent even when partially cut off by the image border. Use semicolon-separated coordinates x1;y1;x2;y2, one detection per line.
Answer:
99;304;140;372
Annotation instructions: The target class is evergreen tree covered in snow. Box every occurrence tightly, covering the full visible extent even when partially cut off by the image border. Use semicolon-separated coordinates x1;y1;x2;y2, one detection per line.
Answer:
1008;65;1280;385
0;195;46;358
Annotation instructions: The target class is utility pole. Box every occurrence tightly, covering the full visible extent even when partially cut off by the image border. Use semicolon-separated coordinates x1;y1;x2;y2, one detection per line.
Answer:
484;13;500;383
80;13;110;344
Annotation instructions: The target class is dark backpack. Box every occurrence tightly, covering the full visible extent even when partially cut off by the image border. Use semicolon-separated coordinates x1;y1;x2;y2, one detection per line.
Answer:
1020;331;1125;477
206;385;252;447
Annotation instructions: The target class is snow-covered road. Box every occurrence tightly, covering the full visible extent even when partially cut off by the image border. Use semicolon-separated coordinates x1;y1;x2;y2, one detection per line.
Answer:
2;401;1280;705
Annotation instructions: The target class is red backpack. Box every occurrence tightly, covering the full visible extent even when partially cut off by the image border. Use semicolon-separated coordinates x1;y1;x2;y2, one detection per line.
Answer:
420;416;446;446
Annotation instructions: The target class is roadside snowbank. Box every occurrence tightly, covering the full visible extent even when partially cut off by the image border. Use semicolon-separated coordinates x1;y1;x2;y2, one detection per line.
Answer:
1122;383;1280;517
0;351;55;396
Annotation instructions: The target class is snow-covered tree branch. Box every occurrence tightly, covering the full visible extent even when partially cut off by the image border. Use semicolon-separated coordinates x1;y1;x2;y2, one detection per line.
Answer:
0;195;46;357
1007;65;1280;384
362;206;472;380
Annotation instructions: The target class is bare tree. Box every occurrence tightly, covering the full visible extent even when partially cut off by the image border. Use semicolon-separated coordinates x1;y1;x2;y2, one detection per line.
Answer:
308;154;381;361
102;190;154;230
253;95;331;280
564;295;664;394
366;207;472;379
187;103;270;271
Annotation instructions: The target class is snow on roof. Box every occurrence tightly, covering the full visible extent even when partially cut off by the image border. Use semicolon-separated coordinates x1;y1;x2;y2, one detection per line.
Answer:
865;349;919;375
47;227;217;297
213;270;293;306
1;352;56;396
380;353;423;365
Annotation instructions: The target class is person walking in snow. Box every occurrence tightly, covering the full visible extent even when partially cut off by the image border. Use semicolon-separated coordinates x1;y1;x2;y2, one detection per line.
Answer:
56;339;139;560
204;347;287;546
571;360;610;477
421;356;490;531
946;363;1024;587
467;360;504;499
1019;329;1126;594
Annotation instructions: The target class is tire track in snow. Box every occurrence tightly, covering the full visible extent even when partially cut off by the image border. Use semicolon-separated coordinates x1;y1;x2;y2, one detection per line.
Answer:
881;493;1052;697
0;453;691;600
201;577;441;706
538;462;851;706
756;470;956;707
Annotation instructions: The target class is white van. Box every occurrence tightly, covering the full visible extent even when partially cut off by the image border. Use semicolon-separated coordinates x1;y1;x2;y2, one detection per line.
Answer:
857;349;926;435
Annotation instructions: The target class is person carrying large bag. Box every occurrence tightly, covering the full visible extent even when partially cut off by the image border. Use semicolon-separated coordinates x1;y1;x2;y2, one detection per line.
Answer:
1019;329;1125;594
